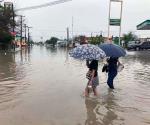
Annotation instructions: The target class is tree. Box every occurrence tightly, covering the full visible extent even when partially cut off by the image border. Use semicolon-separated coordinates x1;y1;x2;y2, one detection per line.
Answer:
0;5;16;31
45;37;58;47
113;37;119;45
0;4;16;44
0;30;13;44
99;35;104;44
89;35;104;45
122;32;138;48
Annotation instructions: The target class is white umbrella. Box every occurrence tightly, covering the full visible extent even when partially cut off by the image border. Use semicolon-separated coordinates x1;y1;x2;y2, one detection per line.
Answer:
69;44;106;60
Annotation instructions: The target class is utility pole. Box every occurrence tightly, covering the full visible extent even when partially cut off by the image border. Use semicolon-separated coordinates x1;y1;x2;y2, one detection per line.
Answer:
12;3;15;32
20;16;23;48
66;27;69;42
119;1;123;45
20;15;25;48
24;24;27;43
27;26;32;46
108;0;111;39
72;16;74;44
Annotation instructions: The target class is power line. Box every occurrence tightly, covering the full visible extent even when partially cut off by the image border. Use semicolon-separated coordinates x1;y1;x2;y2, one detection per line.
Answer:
15;0;72;12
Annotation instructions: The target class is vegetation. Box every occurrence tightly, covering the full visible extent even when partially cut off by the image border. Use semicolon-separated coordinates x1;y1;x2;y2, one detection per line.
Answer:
45;37;59;47
89;35;104;45
122;32;138;48
0;5;16;44
28;40;34;45
113;37;119;45
0;30;13;44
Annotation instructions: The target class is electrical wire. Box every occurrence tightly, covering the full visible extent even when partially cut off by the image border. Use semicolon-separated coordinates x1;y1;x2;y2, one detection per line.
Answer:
15;0;72;11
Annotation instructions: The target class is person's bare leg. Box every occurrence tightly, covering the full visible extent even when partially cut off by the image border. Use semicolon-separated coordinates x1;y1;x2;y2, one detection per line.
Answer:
85;81;90;96
93;87;98;96
85;86;89;96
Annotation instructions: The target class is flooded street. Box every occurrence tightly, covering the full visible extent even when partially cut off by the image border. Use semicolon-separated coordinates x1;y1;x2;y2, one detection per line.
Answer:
0;46;150;125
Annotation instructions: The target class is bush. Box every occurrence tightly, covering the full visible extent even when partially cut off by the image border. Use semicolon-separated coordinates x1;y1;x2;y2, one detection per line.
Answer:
0;31;14;44
45;37;58;46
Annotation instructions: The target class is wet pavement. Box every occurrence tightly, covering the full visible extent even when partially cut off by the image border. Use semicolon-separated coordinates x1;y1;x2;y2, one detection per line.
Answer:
0;46;150;125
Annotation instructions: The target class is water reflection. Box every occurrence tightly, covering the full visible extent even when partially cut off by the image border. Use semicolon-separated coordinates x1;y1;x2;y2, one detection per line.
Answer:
0;53;15;80
100;90;121;125
85;98;101;125
0;48;32;81
0;47;150;125
84;89;124;125
19;47;32;63
0;48;32;107
123;51;150;86
125;51;150;65
45;46;57;54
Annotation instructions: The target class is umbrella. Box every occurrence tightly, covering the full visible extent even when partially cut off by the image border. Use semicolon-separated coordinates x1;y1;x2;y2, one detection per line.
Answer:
69;44;106;60
99;43;126;57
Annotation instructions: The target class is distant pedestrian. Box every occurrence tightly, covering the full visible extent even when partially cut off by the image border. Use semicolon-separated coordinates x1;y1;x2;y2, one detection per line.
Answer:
85;60;99;96
80;36;88;45
106;57;120;89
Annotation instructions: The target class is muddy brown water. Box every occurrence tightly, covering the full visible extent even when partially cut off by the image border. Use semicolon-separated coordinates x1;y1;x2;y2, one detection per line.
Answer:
0;46;150;125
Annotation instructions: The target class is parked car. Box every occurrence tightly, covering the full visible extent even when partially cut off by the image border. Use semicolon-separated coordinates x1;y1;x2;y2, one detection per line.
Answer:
127;41;150;50
127;41;139;50
137;41;150;50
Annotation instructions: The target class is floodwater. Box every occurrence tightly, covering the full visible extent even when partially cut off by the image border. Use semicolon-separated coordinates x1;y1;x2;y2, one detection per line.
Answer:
0;46;150;125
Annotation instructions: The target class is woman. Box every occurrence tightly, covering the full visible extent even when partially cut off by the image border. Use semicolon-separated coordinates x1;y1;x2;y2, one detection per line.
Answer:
107;57;120;89
85;60;99;96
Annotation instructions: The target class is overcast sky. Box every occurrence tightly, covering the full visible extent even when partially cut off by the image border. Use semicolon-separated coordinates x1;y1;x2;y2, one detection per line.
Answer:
4;0;150;41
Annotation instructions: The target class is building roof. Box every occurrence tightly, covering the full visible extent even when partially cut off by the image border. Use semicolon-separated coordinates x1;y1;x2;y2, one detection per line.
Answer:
137;20;150;30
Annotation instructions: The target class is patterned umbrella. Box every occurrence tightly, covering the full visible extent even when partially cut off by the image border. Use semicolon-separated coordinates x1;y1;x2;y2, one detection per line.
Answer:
99;43;126;57
69;44;106;60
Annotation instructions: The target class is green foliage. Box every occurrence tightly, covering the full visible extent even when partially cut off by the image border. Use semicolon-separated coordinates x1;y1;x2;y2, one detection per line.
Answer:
45;37;58;46
122;32;138;47
0;4;16;44
89;35;104;45
113;37;119;45
0;30;14;44
0;5;16;32
28;40;34;45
